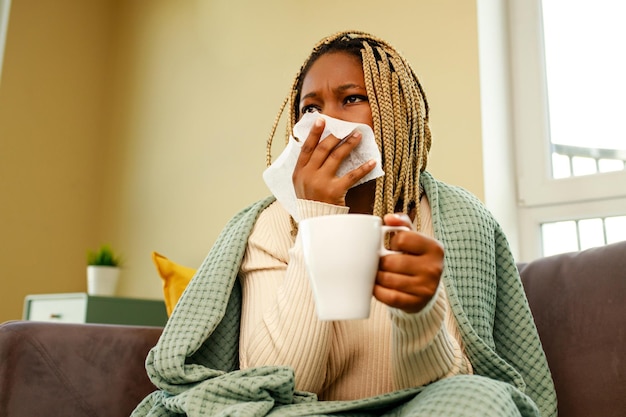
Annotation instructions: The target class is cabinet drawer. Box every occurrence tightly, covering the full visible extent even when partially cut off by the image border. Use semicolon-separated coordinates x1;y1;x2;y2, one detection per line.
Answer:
26;295;86;323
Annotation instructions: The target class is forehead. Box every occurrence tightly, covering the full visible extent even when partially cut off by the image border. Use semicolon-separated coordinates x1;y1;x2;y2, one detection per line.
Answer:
301;52;365;92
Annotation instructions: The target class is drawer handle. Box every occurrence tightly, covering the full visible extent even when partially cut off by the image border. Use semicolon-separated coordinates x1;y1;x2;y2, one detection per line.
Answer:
49;313;63;319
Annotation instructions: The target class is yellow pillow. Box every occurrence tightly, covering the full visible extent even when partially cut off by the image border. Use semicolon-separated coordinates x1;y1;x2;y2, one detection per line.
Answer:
151;251;196;316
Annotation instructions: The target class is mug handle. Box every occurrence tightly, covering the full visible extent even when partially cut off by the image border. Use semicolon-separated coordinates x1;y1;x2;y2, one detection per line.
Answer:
379;225;412;256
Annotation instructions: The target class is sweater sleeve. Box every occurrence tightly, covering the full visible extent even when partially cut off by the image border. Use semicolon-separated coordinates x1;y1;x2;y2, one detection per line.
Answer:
389;195;472;389
389;282;473;389
238;199;348;394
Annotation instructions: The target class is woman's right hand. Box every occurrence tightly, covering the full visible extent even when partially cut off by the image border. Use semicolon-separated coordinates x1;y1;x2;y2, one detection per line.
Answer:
292;117;377;207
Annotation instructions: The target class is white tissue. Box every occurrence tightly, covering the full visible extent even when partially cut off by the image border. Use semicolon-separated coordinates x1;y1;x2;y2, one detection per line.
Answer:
263;112;384;221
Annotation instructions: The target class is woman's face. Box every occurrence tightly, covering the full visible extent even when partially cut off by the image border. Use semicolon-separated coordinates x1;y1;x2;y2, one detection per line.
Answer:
299;52;374;128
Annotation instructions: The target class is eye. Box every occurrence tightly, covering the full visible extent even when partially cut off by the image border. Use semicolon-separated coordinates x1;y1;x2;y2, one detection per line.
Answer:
344;95;369;105
301;105;321;114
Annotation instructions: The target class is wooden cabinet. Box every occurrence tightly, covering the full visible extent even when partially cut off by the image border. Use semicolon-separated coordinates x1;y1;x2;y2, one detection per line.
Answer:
23;293;168;327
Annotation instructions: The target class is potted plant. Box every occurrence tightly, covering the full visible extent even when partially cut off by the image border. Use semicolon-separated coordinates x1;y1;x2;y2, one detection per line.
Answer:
86;244;123;296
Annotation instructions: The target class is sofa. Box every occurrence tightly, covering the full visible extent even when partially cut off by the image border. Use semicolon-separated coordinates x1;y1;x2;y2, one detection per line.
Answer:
1;240;625;417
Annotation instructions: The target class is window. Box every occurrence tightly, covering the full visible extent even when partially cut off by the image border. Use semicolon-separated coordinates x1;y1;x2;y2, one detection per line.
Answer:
507;0;626;260
0;0;10;85
542;215;626;256
542;0;626;181
477;0;626;261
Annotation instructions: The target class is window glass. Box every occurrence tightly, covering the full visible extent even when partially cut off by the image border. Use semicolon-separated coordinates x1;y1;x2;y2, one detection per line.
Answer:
542;0;626;179
606;216;626;244
578;218;604;250
541;221;578;256
541;215;626;256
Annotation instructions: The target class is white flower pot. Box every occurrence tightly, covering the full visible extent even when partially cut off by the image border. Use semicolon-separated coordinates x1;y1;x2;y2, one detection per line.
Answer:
87;265;120;296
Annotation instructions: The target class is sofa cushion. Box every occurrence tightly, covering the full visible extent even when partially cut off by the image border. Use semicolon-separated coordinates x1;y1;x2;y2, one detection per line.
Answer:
152;251;196;316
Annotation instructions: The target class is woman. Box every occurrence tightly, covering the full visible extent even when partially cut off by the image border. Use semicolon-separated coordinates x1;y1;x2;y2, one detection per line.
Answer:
133;31;557;417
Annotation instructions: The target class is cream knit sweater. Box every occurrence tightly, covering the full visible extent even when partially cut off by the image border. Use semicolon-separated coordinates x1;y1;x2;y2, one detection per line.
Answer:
239;196;472;401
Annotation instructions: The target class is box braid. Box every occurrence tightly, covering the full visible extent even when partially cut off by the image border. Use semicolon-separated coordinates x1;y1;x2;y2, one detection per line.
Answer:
267;31;432;230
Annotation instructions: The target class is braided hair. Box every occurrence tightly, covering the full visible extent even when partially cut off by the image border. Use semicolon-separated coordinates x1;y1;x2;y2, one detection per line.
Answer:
266;31;432;230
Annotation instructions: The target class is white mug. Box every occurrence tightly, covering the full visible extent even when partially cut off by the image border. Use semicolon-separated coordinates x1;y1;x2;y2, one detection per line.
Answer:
299;214;410;321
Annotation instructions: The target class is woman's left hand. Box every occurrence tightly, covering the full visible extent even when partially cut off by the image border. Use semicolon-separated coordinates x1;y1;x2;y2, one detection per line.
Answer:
374;213;444;314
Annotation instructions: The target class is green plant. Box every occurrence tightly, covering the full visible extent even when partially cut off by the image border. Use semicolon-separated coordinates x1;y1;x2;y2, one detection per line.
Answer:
87;244;123;267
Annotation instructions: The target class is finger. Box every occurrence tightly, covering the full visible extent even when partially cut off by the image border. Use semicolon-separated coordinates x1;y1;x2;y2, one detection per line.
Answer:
302;129;361;175
379;253;419;275
336;159;377;188
321;130;363;169
295;117;326;169
383;213;414;230
372;283;433;313
316;130;377;188
376;269;439;295
379;251;444;287
383;230;444;258
309;133;345;168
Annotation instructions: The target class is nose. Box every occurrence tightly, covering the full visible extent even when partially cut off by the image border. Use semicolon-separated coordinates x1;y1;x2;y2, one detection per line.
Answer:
319;103;344;121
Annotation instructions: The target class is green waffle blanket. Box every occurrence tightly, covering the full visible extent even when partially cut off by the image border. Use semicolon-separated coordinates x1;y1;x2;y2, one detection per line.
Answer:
132;171;557;417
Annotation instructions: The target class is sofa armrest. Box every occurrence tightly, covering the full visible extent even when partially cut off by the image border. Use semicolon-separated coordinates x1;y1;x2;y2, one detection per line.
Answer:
0;320;162;417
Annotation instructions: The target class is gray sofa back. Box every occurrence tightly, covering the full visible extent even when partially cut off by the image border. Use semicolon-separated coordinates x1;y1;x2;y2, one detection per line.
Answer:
519;240;626;417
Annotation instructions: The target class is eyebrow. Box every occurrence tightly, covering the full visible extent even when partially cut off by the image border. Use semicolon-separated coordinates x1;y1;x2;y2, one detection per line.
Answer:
300;83;367;103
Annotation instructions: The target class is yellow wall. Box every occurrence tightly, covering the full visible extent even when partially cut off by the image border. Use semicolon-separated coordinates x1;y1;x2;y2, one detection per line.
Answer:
0;0;116;322
0;0;483;323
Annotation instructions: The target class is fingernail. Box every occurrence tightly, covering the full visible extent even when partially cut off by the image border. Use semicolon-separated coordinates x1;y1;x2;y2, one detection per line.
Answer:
352;130;362;139
314;118;324;128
